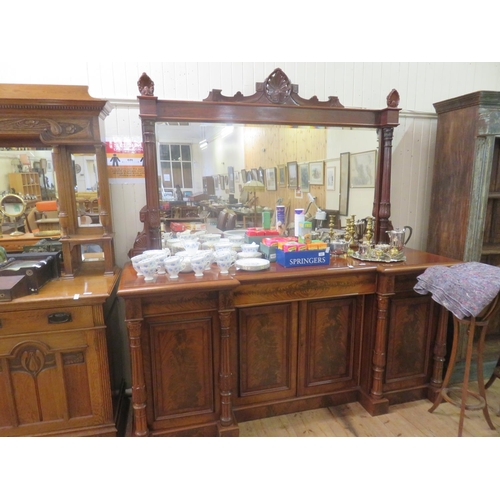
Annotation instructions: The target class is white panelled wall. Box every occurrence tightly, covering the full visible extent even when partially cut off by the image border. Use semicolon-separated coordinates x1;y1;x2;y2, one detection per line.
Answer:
2;62;500;266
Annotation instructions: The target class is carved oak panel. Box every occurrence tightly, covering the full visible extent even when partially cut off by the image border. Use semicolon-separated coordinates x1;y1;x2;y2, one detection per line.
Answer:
0;331;107;434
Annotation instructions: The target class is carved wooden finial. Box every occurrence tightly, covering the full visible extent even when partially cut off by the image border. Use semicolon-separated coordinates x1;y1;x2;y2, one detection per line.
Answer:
387;89;400;108
263;68;292;104
138;73;155;96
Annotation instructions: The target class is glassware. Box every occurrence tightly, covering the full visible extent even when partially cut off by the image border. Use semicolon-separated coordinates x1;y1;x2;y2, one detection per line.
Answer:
330;239;349;258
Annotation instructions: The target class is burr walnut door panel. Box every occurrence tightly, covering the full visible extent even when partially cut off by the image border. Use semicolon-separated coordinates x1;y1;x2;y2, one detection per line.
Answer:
234;302;298;406
143;311;220;434
298;296;362;396
0;328;114;436
383;294;437;395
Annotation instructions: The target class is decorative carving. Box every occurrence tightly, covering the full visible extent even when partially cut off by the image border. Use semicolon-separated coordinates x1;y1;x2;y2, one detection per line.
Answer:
0;118;84;138
9;343;55;377
137;73;155;96
62;352;85;365
204;68;344;108
387;89;400;108
264;68;292;104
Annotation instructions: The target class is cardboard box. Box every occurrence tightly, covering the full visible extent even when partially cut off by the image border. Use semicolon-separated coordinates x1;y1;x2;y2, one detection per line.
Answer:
276;247;330;268
259;243;277;262
245;229;280;245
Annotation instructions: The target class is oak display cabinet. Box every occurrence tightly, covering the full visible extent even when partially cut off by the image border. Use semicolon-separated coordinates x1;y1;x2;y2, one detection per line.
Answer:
0;270;121;437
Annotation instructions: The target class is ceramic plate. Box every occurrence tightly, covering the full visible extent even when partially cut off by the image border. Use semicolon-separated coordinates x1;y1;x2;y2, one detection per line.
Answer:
235;258;270;271
237;251;262;259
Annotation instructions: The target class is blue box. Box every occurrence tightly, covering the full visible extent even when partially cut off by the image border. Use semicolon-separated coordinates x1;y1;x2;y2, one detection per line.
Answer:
276;248;330;267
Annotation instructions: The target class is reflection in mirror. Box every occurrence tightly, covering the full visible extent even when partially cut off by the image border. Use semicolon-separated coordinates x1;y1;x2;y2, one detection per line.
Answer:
71;153;102;227
0;148;58;236
155;122;378;225
81;242;105;262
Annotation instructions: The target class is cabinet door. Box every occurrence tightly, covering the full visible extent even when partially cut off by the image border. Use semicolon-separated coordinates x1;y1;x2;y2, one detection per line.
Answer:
143;311;220;434
298;296;362;396
383;294;436;396
0;328;114;436
234;302;298;405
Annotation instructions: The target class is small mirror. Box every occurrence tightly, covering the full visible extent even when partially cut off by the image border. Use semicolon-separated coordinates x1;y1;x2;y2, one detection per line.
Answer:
72;153;101;227
0;193;26;236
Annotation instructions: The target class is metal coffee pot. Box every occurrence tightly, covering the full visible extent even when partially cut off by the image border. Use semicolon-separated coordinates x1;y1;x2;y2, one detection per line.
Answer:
386;226;413;252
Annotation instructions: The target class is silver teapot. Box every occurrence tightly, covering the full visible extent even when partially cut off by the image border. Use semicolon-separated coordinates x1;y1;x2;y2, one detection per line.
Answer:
386;226;413;252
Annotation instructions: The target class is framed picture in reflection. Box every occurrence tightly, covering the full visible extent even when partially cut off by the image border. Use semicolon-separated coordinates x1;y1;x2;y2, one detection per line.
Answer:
309;161;324;185
266;167;277;191
278;165;286;188
339;152;350;216
299;163;309;192
287;161;298;188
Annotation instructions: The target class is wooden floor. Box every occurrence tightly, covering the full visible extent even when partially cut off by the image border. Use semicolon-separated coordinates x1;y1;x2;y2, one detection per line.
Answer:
238;380;500;437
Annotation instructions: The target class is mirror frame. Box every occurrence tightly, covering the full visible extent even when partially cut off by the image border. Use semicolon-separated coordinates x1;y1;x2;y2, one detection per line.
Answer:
131;68;400;255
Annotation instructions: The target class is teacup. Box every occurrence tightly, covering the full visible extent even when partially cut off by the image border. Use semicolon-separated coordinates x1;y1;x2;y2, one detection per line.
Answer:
199;233;221;244
227;235;244;246
214;239;233;252
137;256;158;281
164;255;186;279
214;250;237;274
131;253;149;275
190;252;212;277
175;251;193;272
241;242;260;253
181;238;200;255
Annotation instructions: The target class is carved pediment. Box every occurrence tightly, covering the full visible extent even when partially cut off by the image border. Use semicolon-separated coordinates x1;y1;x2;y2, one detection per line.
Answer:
203;67;344;108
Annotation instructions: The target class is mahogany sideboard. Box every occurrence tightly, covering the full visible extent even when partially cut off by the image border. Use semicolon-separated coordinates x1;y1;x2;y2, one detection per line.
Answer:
0;264;121;436
118;248;459;437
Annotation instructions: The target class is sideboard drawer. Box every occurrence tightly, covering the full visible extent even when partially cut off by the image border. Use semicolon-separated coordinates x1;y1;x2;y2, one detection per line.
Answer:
0;306;95;335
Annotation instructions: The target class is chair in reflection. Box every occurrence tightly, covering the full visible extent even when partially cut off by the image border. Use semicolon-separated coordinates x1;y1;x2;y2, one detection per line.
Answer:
24;200;60;235
226;211;237;230
216;210;228;231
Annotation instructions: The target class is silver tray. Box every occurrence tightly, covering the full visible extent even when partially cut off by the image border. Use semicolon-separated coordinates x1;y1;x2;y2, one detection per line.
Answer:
351;251;406;263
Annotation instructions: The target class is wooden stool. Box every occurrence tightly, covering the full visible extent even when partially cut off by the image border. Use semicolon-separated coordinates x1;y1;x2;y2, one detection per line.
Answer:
485;353;500;416
429;295;500;436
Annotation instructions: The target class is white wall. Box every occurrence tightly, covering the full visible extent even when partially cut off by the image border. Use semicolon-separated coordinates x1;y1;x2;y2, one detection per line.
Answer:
2;62;500;265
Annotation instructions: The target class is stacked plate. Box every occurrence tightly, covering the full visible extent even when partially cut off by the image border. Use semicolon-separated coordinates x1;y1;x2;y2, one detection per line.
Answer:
235;258;270;271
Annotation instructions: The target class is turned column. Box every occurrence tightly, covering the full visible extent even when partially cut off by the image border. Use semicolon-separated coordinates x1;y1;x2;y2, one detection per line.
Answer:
373;127;394;243
126;319;149;437
217;290;237;435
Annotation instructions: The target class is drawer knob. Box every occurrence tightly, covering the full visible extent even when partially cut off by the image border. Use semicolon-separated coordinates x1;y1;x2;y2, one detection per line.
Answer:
48;312;72;324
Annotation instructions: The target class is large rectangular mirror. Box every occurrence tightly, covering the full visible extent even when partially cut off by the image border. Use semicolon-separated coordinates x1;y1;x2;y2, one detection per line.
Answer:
154;122;378;221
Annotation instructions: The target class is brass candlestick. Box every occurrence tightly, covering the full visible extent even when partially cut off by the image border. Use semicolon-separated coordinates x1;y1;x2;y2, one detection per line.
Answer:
328;214;337;241
364;216;374;245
